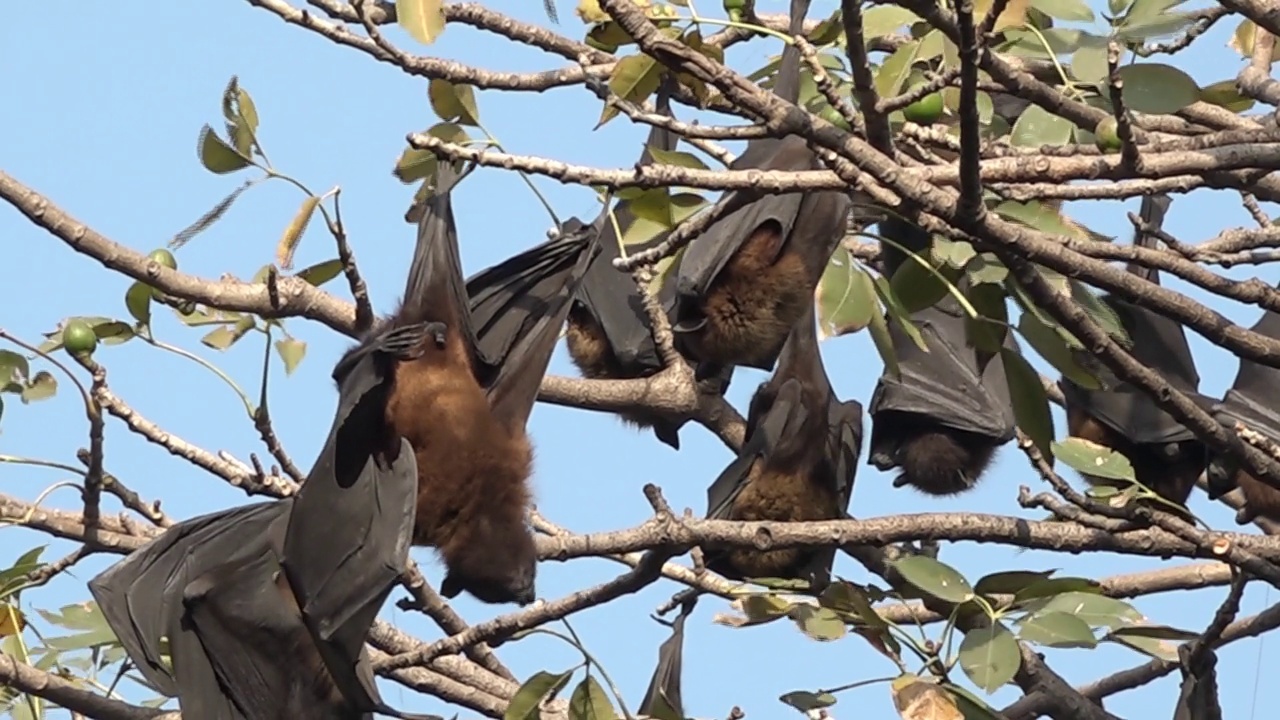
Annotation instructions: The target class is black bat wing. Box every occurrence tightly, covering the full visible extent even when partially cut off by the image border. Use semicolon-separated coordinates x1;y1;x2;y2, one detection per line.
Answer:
827;398;866;513
396;161;483;369
1215;300;1280;438
868;303;1016;439
283;326;429;717
637;599;697;720
465;222;600;429
706;378;810;519
1172;644;1221;720
1061;296;1214;444
88;501;288;697
673;139;809;303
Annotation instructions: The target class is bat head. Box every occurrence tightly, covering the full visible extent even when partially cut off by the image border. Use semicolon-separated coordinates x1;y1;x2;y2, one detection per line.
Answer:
439;520;537;606
1204;455;1237;500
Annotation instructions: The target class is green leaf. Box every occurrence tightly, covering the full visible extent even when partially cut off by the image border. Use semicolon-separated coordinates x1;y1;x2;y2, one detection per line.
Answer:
958;621;1021;693
1001;347;1054;461
780;691;837;712
1013;577;1103;605
393;123;468;184
933;237;976;269
862;6;920;40
428;79;480;126
170;181;252;250
1018;611;1098;648
197;125;252;174
1016;312;1100;389
873;275;927;352
1009;105;1075;147
1115;64;1200;114
504;669;576;720
816;252;877;339
0;351;29;388
294;259;345;287
1020;591;1143;630
124;282;154;326
645;147;709;170
20;372;56;404
202;317;255;351
1002;28;1084;58
1069;281;1129;346
1200;79;1256;113
1029;0;1094;22
740;594;794;622
1052;437;1136;482
867;304;900;378
874;40;921;99
974;570;1056;598
1070;40;1110;85
568;675;618;720
891;555;975;604
94;321;135;346
274;338;307;376
964;283;1009;353
1115;11;1199;42
1104;625;1193;661
889;252;949;314
787;604;847;641
221;77;259;157
398;0;446;44
807;10;844;45
941;683;1006;719
276;196;321;270
601;54;664;127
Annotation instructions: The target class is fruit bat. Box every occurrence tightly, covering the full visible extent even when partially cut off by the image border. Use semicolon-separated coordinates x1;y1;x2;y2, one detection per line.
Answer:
1061;195;1212;509
89;320;441;719
340;161;599;606
565;82;716;450
1172;644;1221;720
866;219;1019;496
637;597;697;720
1206;291;1280;524
669;0;852;380
703;300;864;585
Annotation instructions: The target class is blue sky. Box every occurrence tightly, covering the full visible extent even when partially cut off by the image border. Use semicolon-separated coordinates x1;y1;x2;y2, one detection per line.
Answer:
0;1;1275;718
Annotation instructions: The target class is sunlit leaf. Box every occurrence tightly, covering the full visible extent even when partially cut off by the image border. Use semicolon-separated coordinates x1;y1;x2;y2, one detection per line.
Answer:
862;6;920;40
274;338;307;376
646;147;709;170
1053;437;1136;482
20;372;56;404
1002;347;1054;461
428;79;480;126
568;674;618;720
124;282;154;326
781;691;838;712
874;40;921;99
398;0;446;45
1018;611;1098;648
787;604;847;641
1200;79;1255;113
600;53;664;127
197;125;252;174
1016;313;1100;389
1013;577;1104;605
1009;105;1075;147
1029;0;1094;22
816;251;877;339
294;259;345;287
891;675;964;720
1019;591;1143;631
505;669;576;720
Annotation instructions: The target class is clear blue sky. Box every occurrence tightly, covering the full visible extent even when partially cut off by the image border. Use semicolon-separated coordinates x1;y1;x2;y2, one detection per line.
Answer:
1;1;1275;718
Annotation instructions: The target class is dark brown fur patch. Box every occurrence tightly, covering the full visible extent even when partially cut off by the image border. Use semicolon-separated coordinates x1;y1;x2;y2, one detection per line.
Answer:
1066;405;1203;509
1234;470;1280;523
684;223;811;369
385;325;537;604
897;428;998;496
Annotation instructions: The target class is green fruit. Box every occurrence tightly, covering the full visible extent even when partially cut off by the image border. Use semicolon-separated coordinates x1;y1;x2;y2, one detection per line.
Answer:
723;0;747;9
817;104;852;132
148;248;178;271
63;319;98;357
1094;116;1122;153
902;90;944;125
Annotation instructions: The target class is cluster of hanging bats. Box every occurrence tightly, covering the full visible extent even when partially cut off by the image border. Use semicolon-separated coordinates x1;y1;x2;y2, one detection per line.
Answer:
84;2;1261;717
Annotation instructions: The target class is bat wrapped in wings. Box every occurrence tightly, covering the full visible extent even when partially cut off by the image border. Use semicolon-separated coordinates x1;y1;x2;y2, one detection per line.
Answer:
703;298;864;586
1206;293;1280;523
1061;195;1213;509
636;597;697;720
89;320;442;719
565;81;724;450
867;219;1019;496
669;0;852;381
340;160;599;606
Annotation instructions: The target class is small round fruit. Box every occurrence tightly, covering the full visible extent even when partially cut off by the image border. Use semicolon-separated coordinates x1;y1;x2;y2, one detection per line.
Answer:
63;319;98;357
817;104;852;132
902;90;944;125
1094;116;1122;153
148;248;178;271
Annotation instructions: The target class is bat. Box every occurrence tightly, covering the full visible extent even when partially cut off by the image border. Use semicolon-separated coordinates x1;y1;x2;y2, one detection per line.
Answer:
1206;292;1280;523
341;160;599;606
565;82;716;450
637;597;697;720
1172;644;1221;720
1061;195;1212;510
89;320;441;719
703;299;864;585
866;219;1018;496
669;0;852;381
